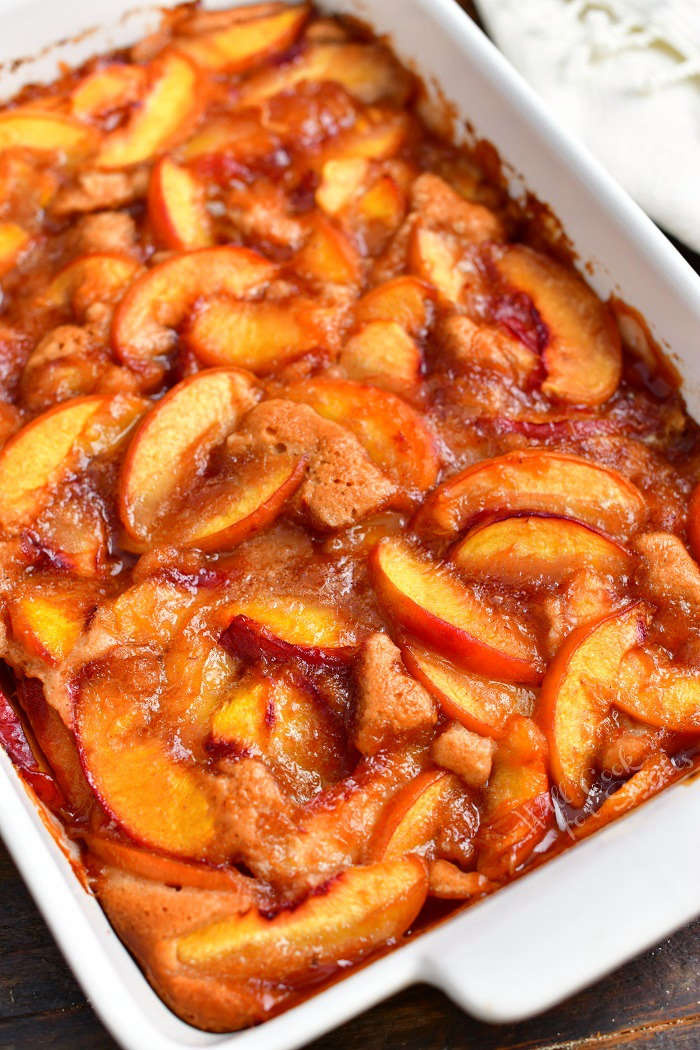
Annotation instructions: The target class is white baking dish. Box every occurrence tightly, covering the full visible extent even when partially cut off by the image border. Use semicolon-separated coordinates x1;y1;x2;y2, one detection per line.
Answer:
0;2;699;1048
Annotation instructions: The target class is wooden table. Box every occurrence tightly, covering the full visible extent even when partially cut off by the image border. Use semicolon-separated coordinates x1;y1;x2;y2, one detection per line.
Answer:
2;2;700;1046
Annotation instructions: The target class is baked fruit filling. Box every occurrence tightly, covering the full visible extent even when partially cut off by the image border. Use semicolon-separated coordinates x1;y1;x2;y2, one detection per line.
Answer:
0;1;698;1033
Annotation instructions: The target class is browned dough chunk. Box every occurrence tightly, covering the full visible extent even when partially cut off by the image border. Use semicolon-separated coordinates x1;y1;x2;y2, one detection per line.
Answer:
410;173;505;244
231;398;395;529
72;211;137;255
353;632;436;755
52;169;149;214
431;722;495;788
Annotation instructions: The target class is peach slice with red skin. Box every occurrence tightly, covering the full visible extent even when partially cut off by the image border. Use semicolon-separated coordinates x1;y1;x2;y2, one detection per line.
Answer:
239;41;413;107
572;752;683;841
209;670;346;800
369;769;462;861
615;647;700;732
0;686;64;810
402;643;533;739
96;50;202;169
75;649;222;859
16;678;93;816
0;395;107;533
416;449;647;538
186;298;325;374
83;833;256;894
687;481;700;564
118;368;258;545
371;538;543;684
476;715;552;880
0;111;96;158
158;454;306;552
0;223;30;276
40;253;140;318
71;64;146;121
538;602;651;807
165;857;427;979
147;157;212;251
493;245;622;405
8;591;85;666
287;377;439;495
220;596;357;668
175;3;309;72
451;514;632;586
111;246;275;380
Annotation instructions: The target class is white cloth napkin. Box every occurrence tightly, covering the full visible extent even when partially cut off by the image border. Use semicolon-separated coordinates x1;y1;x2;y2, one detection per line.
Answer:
474;0;700;251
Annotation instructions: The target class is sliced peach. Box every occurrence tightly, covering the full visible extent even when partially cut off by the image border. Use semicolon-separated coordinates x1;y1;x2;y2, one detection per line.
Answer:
476;715;552;879
371;538;543;684
319;114;409;166
239;42;412;106
354;276;433;336
615;648;700;732
220;595;357;667
294;215;360;286
147;157;212;251
175;4;309;71
159;454;305;552
369;769;461;860
168;857;427;978
538;602;651;807
0;396;107;532
96;50;201;169
409;223;464;303
0;111;96;159
340;321;421;391
40;252;140;318
287;377;439;495
209;670;345;800
118;368;258;544
402;643;532;738
71;64;146;120
83;834;251;893
477;791;553;881
181;115;281;178
186;298;323;373
416;449;647;538
17;677;92;815
573;752;681;841
111;246;275;379
451;514;632;586
0;223;30;276
8;591;85;665
31;493;107;577
352;175;406;254
687;481;700;564
316;157;369;215
494;246;622;405
0;687;64;810
77;714;216;858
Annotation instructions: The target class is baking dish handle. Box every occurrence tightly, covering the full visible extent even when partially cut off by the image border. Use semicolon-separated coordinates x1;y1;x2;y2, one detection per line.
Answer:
420;780;700;1024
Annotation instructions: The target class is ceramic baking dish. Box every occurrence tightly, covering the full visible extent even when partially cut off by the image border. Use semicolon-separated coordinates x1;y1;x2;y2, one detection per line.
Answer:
0;2;699;1048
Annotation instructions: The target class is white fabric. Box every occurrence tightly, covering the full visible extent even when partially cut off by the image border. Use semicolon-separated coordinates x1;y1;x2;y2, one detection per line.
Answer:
474;0;700;250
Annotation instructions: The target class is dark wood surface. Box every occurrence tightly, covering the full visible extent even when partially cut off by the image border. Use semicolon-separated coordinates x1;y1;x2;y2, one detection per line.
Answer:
2;3;700;1049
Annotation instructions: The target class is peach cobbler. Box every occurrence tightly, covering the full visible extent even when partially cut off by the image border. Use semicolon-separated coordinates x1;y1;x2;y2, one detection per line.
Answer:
0;1;699;1033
